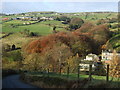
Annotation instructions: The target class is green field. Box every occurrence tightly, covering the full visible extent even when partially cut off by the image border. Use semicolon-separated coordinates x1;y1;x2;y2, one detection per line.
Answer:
26;72;120;84
2;12;117;33
108;34;120;51
2;20;67;35
1;33;36;47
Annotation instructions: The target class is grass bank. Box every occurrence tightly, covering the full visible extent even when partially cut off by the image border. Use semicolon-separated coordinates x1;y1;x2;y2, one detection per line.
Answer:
20;72;120;88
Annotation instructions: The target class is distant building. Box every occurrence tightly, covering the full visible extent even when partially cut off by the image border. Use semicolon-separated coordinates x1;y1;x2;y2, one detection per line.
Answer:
83;53;99;61
80;53;99;71
79;63;96;71
40;17;54;20
101;50;120;61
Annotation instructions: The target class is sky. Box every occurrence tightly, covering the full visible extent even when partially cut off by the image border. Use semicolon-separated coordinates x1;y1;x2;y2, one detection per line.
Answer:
1;1;119;14
2;0;120;2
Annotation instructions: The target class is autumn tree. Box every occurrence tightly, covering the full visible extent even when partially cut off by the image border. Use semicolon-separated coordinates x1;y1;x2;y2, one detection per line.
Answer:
76;22;94;33
90;24;111;54
42;44;73;72
109;50;120;78
71;41;92;57
23;31;95;72
23;53;44;71
97;19;108;25
65;54;79;73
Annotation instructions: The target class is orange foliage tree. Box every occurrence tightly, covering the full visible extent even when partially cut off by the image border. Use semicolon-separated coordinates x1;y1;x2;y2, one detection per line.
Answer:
22;31;93;72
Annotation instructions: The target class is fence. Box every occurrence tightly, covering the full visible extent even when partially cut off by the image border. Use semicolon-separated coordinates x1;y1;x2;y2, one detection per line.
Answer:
29;64;112;82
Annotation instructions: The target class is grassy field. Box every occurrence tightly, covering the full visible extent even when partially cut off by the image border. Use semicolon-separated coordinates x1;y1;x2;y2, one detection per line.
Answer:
1;33;37;47
2;20;67;35
2;12;117;33
3;20;36;25
69;12;117;20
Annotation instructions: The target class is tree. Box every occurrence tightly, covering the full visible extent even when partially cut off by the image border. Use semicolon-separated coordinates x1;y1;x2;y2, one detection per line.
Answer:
42;44;73;72
65;55;79;73
109;50;120;78
56;16;70;22
22;31;95;72
53;26;56;31
90;24;111;54
69;17;84;30
76;22;94;33
97;19;108;25
12;44;16;50
23;53;44;71
71;41;92;57
29;32;38;37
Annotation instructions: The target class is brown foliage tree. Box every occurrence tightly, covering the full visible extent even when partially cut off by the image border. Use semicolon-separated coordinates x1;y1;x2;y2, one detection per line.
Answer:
109;50;120;78
76;22;94;33
23;31;93;72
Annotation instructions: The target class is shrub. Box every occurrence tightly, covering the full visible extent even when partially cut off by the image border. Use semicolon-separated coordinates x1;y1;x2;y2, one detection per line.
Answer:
29;32;39;37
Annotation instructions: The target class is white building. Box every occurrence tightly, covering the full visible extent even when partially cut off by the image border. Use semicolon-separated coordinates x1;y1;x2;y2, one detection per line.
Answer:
79;63;96;71
101;50;120;61
83;53;99;61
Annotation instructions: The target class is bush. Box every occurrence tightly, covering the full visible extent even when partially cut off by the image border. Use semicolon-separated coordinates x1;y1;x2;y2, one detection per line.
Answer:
55;16;70;22
111;24;118;29
29;32;39;37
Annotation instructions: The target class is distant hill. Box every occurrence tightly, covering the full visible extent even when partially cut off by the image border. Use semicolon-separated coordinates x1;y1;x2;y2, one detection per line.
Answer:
0;13;6;16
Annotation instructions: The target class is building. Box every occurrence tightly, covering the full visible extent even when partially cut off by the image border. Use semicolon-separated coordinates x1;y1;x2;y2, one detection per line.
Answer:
40;17;54;20
83;53;99;61
101;50;120;61
79;63;96;71
79;53;99;71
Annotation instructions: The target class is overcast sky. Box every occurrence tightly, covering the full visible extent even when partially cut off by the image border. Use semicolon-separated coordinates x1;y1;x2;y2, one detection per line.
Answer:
2;0;120;2
1;0;119;14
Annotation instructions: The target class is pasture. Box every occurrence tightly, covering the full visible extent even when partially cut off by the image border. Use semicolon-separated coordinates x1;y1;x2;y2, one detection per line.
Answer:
2;20;67;35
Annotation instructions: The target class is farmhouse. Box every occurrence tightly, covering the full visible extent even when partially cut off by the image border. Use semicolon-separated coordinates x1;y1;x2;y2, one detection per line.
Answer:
83;53;99;61
101;50;120;61
79;53;99;71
